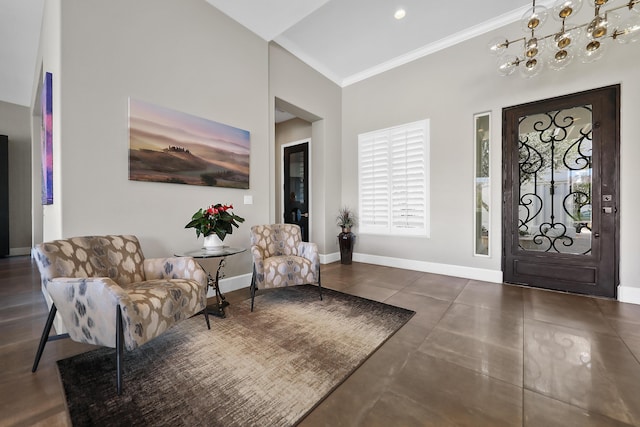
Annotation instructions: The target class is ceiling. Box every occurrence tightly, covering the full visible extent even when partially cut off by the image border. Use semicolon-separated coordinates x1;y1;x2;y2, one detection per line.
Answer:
0;0;44;107
206;0;540;86
1;0;543;107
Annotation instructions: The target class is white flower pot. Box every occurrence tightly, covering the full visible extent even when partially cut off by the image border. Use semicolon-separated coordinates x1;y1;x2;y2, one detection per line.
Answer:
203;234;224;249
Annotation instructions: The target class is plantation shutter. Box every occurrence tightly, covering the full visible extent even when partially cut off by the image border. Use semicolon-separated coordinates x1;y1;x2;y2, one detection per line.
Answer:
358;133;390;232
358;120;429;237
390;122;428;233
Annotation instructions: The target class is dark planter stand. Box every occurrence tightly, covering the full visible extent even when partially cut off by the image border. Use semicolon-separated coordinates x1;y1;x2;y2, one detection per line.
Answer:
338;229;356;265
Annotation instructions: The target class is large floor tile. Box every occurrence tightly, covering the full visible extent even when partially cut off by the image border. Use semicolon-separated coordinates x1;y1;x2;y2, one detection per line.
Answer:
596;297;640;323
340;281;399;302
419;327;523;386
402;273;468;302
418;302;524;385
384;292;451;332
299;365;386;427
361;391;457;427
455;280;524;316
362;266;423;290
523;287;617;336
388;352;523;427
524;389;635;427
435;302;523;348
524;319;640;425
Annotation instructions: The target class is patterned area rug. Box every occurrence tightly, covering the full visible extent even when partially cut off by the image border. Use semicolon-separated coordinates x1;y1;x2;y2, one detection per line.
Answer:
57;285;414;426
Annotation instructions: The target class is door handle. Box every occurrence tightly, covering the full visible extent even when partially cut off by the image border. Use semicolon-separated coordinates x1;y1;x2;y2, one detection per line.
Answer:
594;232;600;238
301;212;309;218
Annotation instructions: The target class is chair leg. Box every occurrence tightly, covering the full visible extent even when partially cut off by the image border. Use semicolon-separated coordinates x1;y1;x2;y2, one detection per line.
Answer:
250;267;257;312
116;306;124;395
203;305;211;330
317;267;323;301
32;304;58;373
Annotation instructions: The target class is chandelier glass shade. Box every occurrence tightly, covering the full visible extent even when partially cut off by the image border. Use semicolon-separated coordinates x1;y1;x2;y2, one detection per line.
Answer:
489;0;640;77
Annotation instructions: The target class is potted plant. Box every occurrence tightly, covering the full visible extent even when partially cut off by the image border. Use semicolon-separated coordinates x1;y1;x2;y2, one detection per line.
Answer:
336;207;356;264
337;207;356;233
185;203;245;249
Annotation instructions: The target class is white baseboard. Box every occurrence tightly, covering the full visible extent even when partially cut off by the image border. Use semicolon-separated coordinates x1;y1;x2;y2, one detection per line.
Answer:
320;252;340;264
212;272;252;296
352;252;503;283
617;285;640;305
216;253;502;296
10;247;31;256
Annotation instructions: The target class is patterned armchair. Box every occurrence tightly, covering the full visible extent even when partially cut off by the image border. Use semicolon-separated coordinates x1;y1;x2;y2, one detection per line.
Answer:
31;235;209;394
249;224;322;311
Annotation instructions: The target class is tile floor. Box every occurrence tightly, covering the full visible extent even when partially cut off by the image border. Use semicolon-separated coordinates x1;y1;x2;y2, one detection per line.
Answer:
303;263;640;427
2;257;640;426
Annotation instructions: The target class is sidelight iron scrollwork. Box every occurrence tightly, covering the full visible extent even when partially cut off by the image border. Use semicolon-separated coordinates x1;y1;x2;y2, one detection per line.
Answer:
518;106;593;255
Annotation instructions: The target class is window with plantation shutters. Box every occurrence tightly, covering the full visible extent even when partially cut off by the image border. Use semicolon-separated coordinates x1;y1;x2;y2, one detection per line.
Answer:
358;120;430;237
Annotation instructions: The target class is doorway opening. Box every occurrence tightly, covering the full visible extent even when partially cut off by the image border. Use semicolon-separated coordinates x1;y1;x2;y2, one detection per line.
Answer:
274;98;320;243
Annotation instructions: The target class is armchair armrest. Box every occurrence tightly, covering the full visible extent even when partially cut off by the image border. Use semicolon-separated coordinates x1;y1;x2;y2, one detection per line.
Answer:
46;277;139;350
298;242;318;263
144;257;207;288
250;245;266;286
298;242;320;282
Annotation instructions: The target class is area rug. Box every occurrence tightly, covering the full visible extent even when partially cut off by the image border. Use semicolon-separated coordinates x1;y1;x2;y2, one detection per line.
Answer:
57;285;414;426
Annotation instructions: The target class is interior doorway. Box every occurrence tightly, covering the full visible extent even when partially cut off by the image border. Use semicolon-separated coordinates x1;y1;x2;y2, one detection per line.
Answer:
274;98;319;243
502;85;620;298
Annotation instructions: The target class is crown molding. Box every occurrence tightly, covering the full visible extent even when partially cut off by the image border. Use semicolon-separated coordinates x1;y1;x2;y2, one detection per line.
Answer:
342;3;555;87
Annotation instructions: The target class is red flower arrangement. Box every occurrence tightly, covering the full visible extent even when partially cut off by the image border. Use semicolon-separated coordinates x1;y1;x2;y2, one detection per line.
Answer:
185;203;245;240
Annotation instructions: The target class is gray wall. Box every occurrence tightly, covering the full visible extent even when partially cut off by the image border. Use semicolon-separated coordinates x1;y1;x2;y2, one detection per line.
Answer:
269;43;343;253
342;19;640;292
37;0;270;277
0;100;32;253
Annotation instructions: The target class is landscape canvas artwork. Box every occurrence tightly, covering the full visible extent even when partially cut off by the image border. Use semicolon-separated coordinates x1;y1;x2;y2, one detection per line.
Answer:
128;98;250;189
41;72;53;205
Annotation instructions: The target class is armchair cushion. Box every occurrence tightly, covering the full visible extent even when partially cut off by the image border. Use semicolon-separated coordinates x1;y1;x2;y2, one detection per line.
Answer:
262;255;315;288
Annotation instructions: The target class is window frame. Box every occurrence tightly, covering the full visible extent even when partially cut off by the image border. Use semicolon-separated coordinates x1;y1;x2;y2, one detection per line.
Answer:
357;119;430;237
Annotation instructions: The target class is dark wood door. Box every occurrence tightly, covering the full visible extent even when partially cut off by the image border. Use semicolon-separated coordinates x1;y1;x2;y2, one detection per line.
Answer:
0;135;8;257
283;143;309;242
502;85;619;298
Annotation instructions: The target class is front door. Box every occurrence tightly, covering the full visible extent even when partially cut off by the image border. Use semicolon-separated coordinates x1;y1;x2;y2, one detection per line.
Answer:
502;85;619;298
283;142;309;242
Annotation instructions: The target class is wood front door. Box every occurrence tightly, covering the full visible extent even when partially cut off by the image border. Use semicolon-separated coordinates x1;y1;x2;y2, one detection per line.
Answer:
502;85;620;298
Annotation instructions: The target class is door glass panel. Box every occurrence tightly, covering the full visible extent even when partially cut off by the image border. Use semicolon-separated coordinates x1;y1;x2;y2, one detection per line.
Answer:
288;151;305;205
474;113;490;256
518;105;592;255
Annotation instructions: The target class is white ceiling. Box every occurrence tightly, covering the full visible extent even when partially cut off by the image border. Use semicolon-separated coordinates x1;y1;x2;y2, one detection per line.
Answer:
206;0;540;86
0;0;44;107
0;0;542;107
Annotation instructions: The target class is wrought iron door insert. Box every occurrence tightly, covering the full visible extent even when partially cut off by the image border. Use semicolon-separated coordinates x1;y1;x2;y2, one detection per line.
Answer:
518;106;593;255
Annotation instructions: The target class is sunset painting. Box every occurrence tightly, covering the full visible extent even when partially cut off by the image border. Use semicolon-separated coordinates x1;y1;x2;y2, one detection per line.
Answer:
41;72;53;205
128;98;250;189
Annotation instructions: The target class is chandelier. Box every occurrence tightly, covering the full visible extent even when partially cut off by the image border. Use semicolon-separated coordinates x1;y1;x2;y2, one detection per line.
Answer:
488;0;640;77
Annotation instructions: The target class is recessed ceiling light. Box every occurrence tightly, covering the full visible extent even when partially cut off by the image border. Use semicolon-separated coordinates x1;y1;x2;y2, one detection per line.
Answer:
394;8;406;20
